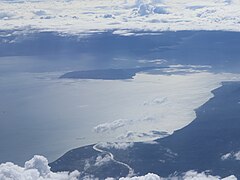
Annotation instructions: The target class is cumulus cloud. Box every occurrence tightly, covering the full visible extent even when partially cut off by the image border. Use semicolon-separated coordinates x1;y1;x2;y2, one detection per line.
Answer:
93;116;169;141
117;130;169;141
0;156;237;180
233;152;240;160
94;155;112;166
132;0;168;16
0;155;80;180
117;171;237;180
98;142;134;150
132;3;168;16
119;173;161;180
0;0;240;34
94;119;133;133
221;151;240;161
221;153;232;161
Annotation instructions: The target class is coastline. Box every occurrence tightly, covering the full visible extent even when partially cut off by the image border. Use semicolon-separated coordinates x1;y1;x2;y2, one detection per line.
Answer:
49;81;240;179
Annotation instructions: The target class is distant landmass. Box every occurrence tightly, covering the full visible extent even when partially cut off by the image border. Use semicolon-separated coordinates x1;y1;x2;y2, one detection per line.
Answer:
59;67;164;80
50;81;240;179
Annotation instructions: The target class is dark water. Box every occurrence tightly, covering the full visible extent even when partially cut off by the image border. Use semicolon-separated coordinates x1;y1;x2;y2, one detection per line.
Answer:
1;30;240;73
50;82;240;179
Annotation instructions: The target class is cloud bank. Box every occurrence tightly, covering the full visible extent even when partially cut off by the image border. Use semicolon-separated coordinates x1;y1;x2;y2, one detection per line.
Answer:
0;156;237;180
0;155;80;180
117;171;237;180
0;0;240;34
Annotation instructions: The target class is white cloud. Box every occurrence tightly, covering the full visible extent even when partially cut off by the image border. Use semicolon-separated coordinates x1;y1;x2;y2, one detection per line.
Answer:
162;68;208;73
94;116;164;135
0;0;240;34
94;155;112;166
138;59;167;65
221;151;240;161
221;175;237;180
0;156;237;180
183;171;220;180
119;173;161;180
93;115;169;141
132;2;168;16
82;175;99;180
94;119;133;133
169;65;212;69
98;142;134;150
221;153;232;161
161;64;212;74
0;155;80;180
117;171;237;180
117;130;169;141
233;151;240;160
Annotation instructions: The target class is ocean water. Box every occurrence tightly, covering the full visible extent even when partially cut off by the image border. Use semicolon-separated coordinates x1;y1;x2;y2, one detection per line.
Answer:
0;31;240;165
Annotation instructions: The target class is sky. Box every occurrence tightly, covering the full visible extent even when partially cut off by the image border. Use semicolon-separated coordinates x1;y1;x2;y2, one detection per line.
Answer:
1;0;240;34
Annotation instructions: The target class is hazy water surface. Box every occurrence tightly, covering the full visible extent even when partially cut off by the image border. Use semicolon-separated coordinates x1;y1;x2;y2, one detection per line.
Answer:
1;31;240;165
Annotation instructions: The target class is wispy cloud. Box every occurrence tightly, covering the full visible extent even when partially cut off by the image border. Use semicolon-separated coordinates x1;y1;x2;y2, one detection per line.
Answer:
91;72;240;142
94;119;134;133
221;151;240;161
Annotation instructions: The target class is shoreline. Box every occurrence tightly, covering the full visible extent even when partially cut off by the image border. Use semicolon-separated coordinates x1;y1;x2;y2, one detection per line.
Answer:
49;81;240;179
